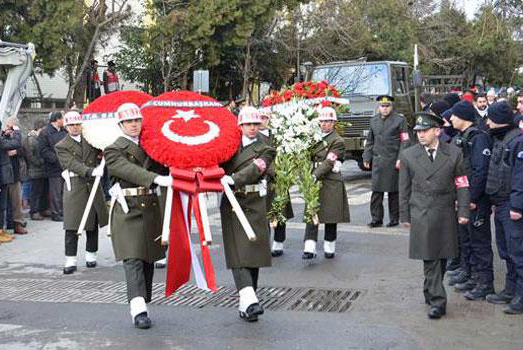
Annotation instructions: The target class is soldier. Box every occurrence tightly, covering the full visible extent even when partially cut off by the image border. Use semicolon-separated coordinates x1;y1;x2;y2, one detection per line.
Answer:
399;112;470;319
103;60;120;94
505;114;523;314
484;102;522;309
55;111;109;274
104;103;170;329
303;107;350;259
258;109;294;257
220;106;275;322
448;101;494;300
363;95;410;228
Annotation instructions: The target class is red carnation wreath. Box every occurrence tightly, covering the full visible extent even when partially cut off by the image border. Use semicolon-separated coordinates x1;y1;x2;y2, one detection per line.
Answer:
140;91;240;169
81;90;153;150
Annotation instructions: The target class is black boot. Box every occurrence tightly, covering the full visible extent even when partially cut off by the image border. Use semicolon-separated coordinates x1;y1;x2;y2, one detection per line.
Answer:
446;258;460;272
464;284;495;300
448;270;469;286
454;279;476;293
486;289;515;304
504;296;523;315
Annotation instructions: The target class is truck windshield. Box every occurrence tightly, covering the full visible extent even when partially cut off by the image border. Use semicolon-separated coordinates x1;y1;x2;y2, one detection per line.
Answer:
311;63;389;97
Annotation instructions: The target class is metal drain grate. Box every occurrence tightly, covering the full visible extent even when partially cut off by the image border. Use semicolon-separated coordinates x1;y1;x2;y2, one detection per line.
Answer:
0;278;362;313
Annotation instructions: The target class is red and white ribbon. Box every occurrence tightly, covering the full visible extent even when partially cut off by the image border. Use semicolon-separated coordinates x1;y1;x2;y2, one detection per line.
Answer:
400;132;410;142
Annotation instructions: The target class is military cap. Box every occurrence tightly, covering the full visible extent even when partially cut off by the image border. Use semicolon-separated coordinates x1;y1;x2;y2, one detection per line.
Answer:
413;112;444;131
376;95;394;103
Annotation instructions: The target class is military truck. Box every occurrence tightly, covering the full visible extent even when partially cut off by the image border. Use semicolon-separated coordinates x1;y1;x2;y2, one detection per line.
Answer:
305;60;415;170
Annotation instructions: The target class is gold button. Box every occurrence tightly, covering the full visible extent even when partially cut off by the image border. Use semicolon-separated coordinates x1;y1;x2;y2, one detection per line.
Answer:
141;203;146;208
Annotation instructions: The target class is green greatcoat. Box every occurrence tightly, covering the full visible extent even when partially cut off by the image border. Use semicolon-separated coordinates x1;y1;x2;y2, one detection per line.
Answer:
362;112;410;192
312;132;351;223
220;137;276;269
104;136;168;263
55;135;109;231
259;131;294;219
399;141;470;260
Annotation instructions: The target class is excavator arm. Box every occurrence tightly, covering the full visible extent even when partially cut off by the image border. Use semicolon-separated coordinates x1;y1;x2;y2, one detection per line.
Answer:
0;40;36;124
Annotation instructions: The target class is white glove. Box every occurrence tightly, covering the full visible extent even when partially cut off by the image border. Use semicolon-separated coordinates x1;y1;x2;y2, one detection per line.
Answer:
91;164;104;177
332;161;342;173
222;175;235;185
154;175;173;187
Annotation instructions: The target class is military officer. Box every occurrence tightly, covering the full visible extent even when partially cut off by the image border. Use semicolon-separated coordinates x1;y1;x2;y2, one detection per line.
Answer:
104;103;170;329
363;95;410;228
505;114;523;314
399;112;470;319
55;111;109;274
303;107;350;260
484;102;522;309
220;106;275;322
448;101;494;300
258;109;294;257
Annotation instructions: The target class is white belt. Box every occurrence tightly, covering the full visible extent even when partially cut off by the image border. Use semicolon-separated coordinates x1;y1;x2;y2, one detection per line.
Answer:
121;187;156;196
61;170;78;191
235;180;267;197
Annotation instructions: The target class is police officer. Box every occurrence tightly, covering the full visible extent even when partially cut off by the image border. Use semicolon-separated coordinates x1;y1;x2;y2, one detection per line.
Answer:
104;103;170;329
484;102;523;308
505;114;523;314
448;101;494;300
257;109;294;257
363;95;410;227
399;112;470;319
55;111;109;274
303;107;350;259
220;106;275;322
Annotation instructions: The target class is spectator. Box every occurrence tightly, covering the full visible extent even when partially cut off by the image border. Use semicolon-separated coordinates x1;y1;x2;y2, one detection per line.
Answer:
23;118;48;220
86;59;101;102
4;117;27;234
486;89;497;106
103;60;120;94
419;93;434;112
0;119;22;240
38;111;67;221
474;93;489;131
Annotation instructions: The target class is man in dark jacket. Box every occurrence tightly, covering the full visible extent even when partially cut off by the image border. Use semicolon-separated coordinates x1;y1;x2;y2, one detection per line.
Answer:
4;116;27;234
449;101;494;300
23;119;48;220
0;119;22;240
484;102;522;308
38;111;67;221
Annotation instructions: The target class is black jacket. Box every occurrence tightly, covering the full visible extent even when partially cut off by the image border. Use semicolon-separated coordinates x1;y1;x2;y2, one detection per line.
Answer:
38;123;67;177
0;130;22;185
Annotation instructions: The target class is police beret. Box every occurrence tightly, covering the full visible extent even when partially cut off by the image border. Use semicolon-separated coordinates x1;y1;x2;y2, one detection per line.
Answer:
451;101;476;122
376;95;394;103
413;112;444;131
443;93;461;107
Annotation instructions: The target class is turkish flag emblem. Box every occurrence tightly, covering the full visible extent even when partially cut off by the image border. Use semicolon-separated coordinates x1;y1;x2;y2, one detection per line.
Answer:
140;91;240;169
454;176;470;189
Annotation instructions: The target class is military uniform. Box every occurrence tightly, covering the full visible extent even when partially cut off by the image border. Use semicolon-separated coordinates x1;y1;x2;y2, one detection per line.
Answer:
259;130;294;255
220;137;275;287
363;97;410;227
55;134;109;269
303;130;350;258
102;103;170;329
399;112;470;318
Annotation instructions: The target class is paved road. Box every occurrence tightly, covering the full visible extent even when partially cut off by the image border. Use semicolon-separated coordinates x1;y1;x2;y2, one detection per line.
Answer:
0;161;521;349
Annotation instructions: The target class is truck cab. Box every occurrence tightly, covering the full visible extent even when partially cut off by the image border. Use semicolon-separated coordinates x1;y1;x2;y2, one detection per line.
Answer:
309;60;414;170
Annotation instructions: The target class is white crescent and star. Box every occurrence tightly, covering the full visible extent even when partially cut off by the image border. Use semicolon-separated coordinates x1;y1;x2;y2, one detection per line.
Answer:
161;109;220;146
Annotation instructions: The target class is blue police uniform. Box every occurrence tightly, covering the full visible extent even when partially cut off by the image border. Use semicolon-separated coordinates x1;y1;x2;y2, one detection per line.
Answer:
451;126;494;298
505;125;523;313
485;126;521;304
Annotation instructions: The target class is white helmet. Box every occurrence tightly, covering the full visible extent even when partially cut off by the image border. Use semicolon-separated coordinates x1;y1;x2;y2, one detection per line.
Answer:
116;103;142;122
64;111;83;126
237;106;262;125
318;106;337;121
